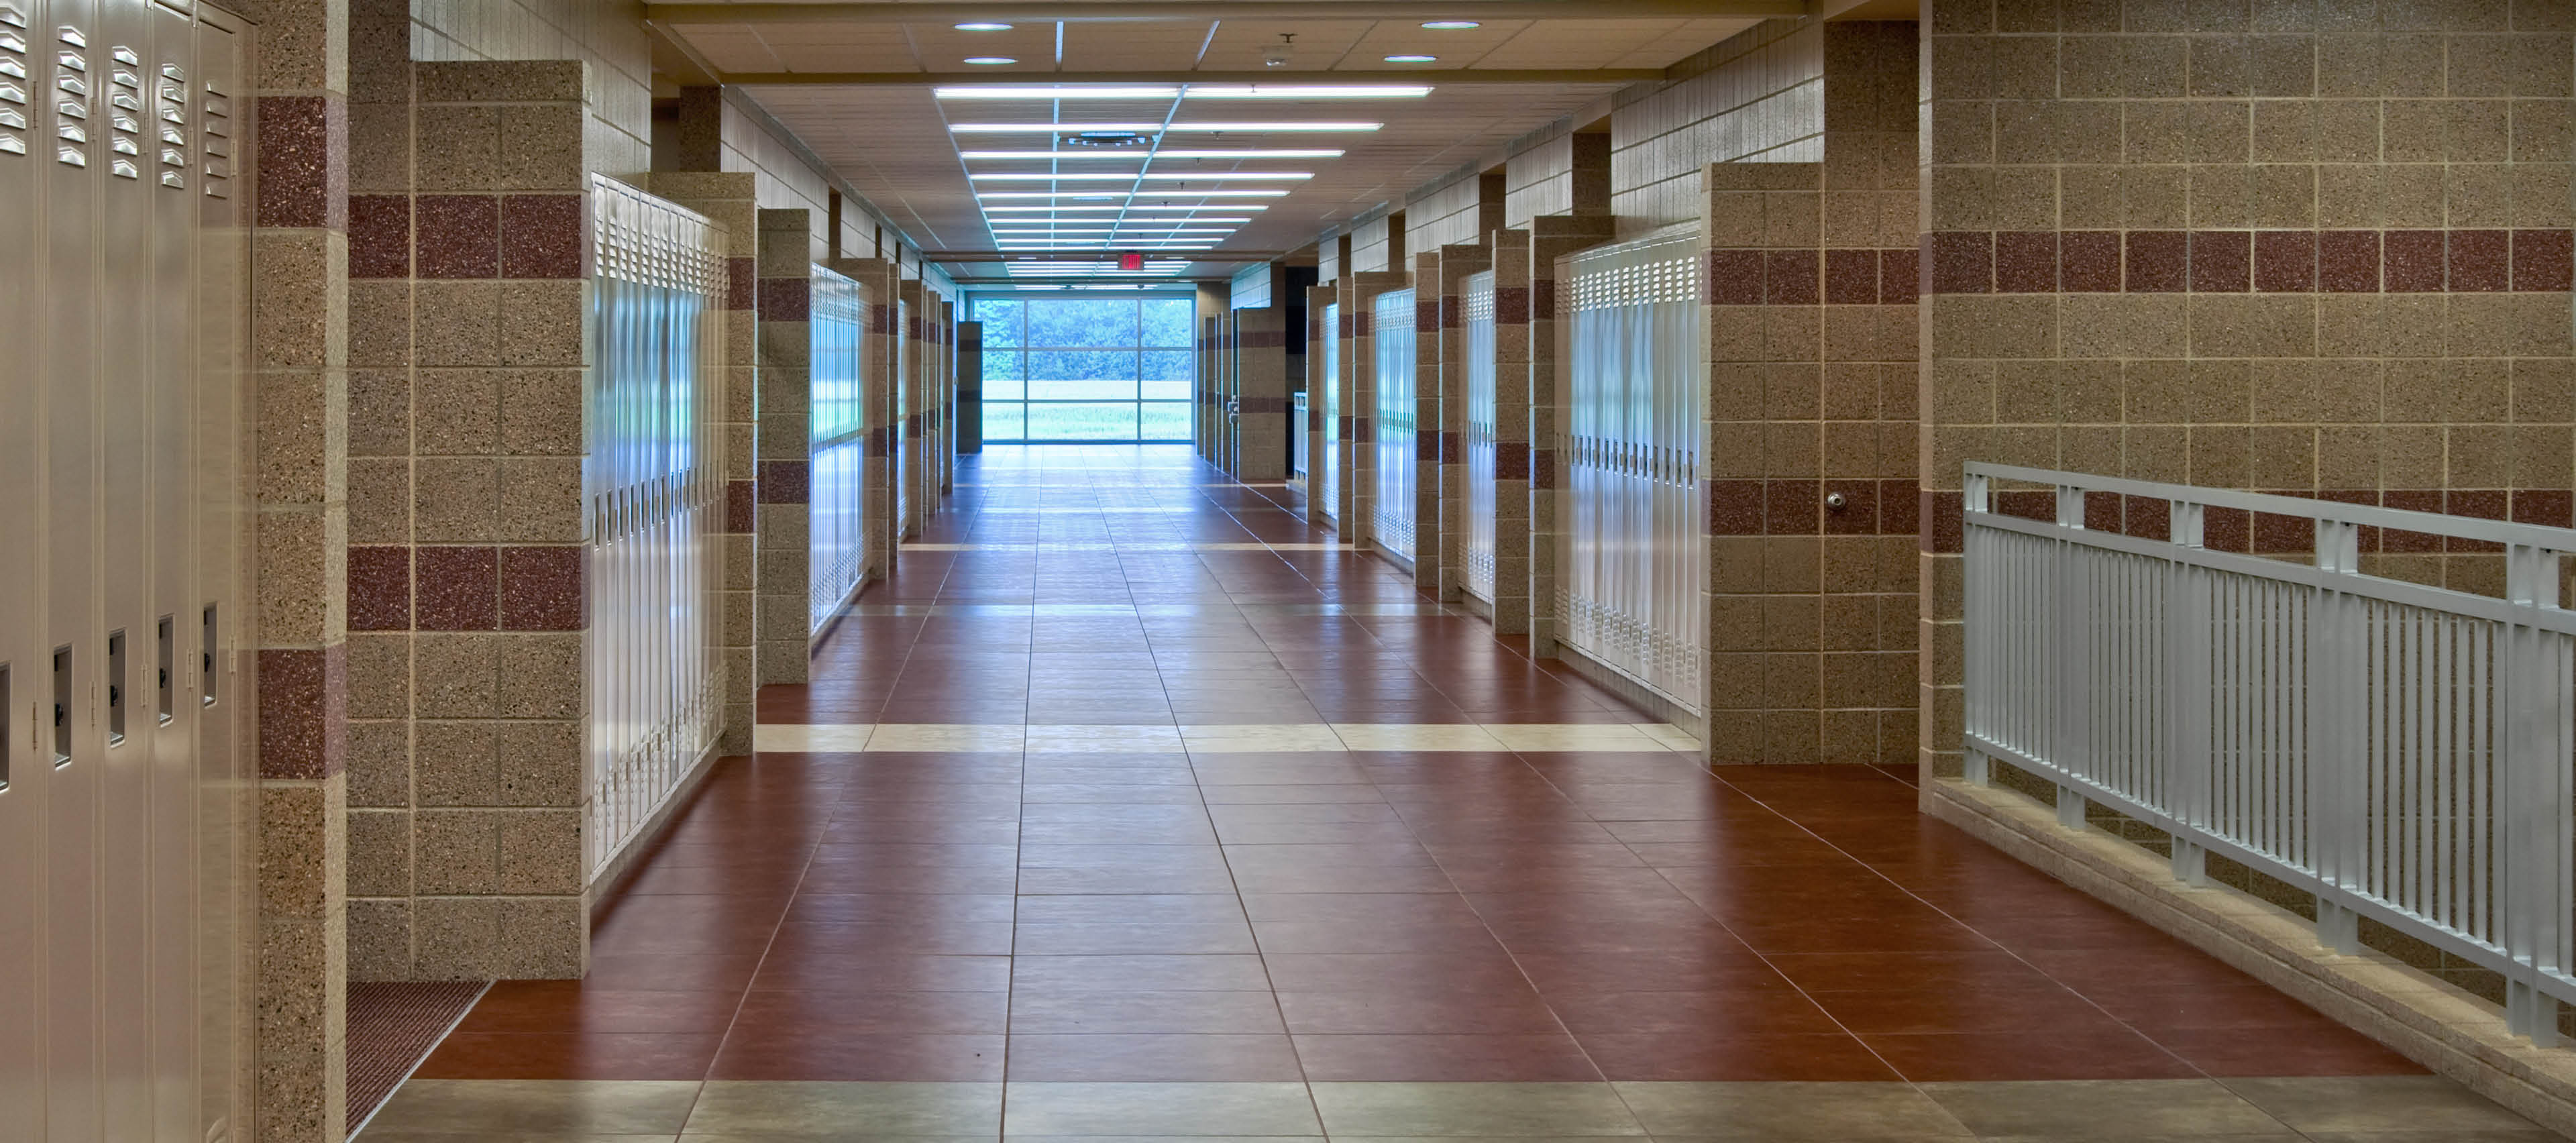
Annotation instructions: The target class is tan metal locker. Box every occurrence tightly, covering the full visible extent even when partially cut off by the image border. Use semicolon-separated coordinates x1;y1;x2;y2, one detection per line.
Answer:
0;1;255;1138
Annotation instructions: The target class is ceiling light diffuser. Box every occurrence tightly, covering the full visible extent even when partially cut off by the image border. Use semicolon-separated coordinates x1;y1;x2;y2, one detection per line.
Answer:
1383;54;1437;63
963;56;1016;64
937;86;1180;99
960;149;1344;159
954;21;1012;30
950;121;1381;133
969;172;1311;181
1179;85;1429;98
1421;20;1482;28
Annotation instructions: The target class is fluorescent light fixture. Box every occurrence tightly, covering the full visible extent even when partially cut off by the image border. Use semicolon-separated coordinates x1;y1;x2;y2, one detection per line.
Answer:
979;189;1291;199
1179;85;1429;99
950;121;1382;133
981;206;1262;215
959;149;1344;159
1383;54;1438;63
954;21;1013;30
937;85;1427;100
1421;19;1483;28
963;56;1017;64
975;192;1128;199
969;172;1312;181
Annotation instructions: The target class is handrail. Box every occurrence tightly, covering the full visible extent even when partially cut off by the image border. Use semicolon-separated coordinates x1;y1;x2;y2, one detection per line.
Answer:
1962;464;2576;1046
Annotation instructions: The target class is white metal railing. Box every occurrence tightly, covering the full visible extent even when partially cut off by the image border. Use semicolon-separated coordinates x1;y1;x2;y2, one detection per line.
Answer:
1462;270;1497;603
1320;301;1339;522
1963;462;2576;1043
586;176;726;882
1556;229;1703;712
810;265;867;634
1373;288;1416;561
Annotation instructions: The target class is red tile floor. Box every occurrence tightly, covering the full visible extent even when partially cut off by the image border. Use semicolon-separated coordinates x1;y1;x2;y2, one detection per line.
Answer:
415;445;2424;1088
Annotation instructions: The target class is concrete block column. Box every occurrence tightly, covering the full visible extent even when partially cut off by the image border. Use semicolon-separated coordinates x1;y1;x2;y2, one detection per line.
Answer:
755;209;814;686
1489;227;1535;633
1236;307;1290;480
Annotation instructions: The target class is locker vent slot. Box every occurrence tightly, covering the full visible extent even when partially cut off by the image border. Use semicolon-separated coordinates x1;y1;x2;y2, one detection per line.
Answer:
201;605;216;706
0;663;11;792
51;645;68;766
105;629;124;746
156;615;173;724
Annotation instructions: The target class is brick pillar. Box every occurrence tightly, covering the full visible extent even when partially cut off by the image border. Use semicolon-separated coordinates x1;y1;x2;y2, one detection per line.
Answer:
1525;214;1617;657
755;209;814;686
252;1;352;1131
1236;307;1290;480
1489;227;1535;633
343;58;593;982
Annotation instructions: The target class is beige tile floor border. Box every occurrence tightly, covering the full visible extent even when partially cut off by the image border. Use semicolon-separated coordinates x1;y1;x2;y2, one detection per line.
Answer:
750;722;1703;755
358;1077;2556;1141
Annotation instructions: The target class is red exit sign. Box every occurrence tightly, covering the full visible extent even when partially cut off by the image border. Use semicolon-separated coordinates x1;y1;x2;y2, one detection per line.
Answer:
1118;252;1144;272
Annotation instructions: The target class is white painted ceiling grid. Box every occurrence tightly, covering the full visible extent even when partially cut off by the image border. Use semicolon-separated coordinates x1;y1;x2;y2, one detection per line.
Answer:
656;7;1766;279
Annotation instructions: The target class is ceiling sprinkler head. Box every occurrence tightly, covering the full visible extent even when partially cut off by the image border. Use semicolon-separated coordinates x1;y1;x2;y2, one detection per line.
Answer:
1263;33;1295;68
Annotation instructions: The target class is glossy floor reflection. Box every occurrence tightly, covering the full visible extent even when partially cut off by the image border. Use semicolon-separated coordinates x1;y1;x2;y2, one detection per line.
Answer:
378;445;2540;1140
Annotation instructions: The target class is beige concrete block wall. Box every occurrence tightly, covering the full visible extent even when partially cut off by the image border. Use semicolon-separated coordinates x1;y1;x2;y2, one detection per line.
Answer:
1237;307;1292;482
755;208;814;686
1489;227;1537;634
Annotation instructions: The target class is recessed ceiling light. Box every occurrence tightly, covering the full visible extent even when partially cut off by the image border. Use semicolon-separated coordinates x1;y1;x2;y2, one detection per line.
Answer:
954;21;1013;30
959;149;1343;160
1421;20;1482;29
969;172;1311;180
1181;85;1430;98
938;86;1180;99
1383;54;1437;63
979;189;1291;199
938;84;1428;99
950;121;1382;133
964;56;1017;65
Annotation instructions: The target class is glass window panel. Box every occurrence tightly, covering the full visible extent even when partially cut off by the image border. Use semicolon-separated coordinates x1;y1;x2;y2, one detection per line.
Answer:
1140;349;1192;380
1027;349;1139;382
981;351;1025;400
975;299;1026;347
1026;298;1138;347
1138;402;1191;441
1026;402;1139;440
1140;298;1195;347
1140;380;1189;400
1029;378;1139;401
981;402;1028;440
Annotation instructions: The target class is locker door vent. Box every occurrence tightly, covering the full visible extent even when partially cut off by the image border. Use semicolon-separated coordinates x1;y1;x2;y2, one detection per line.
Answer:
200;604;215;706
0;663;11;792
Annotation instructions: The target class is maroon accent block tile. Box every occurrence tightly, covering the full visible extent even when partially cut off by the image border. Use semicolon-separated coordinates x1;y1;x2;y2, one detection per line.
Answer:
2188;231;2250;293
1352;309;1373;337
2449;230;2511;292
2124;231;2188;292
254;95;347;231
1878;480;1919;535
2318;231;2381;293
1495;286;1531;325
500;195;585;279
1993;490;2054;523
2379;490;2445;554
1532;279;1558;321
760;277;812;323
1417;296;1440;335
760;459;812;504
1821;479;1878;535
1764;250;1821;305
2082;491;2122;533
2251;511;2312;554
2253;231;2316;292
257;645;346;780
416;195;501;280
866;427;891;459
2383;230;2447;292
1438;296;1460;330
1929;231;1992;295
347;545;413;632
1880;248;1920;306
1707;250;1765;306
2201;507;2250;553
1417;429;1442;466
1994;232;2057;293
1495;441;1530;481
347;195;411;280
729;258;758;311
1824;250;1878;305
2514;489;2575;528
727;480;757;533
1707;480;1765;535
2445;488;2508;553
2121;495;2173;541
2514;230;2575;292
1923;490;1964;553
1531;448;1556;492
2059;232;2122;292
1765;480;1822;536
415;545;500;631
501;545;586;631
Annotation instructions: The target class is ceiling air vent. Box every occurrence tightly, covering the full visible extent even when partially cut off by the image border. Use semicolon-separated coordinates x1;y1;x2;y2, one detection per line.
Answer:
1062;130;1150;149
